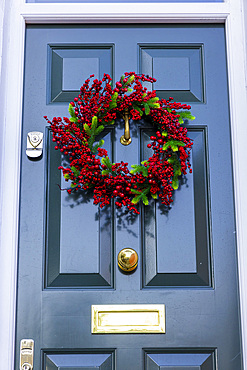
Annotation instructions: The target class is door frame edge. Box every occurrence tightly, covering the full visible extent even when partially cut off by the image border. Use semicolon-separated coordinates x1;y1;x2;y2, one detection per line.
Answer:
1;1;247;369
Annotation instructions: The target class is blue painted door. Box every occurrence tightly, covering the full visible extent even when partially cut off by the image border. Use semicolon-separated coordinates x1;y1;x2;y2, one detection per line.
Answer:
16;24;242;369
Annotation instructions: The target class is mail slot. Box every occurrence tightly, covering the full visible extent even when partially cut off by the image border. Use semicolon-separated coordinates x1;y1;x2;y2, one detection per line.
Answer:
91;304;165;334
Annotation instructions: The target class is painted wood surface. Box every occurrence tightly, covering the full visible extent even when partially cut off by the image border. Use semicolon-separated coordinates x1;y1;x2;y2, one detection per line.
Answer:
15;24;242;369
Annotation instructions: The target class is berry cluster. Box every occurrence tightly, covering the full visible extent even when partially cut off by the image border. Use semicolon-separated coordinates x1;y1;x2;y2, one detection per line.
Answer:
44;72;194;214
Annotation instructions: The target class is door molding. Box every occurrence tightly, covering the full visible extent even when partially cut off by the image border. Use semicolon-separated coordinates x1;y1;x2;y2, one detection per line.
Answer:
1;1;247;369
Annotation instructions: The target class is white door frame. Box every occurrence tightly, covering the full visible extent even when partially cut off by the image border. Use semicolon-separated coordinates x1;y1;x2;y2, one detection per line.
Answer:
1;1;247;368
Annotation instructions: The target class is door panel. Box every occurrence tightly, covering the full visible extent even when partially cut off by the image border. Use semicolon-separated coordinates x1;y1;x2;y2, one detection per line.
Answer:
16;24;242;369
49;44;114;103
140;44;205;103
45;129;114;288
145;350;215;369
142;127;211;287
44;352;114;370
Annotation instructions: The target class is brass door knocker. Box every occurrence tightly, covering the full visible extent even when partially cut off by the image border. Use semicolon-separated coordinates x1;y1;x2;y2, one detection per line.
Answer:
120;108;132;146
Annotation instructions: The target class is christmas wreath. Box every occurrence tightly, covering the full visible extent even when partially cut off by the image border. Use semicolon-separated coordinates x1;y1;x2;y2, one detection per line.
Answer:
44;72;194;214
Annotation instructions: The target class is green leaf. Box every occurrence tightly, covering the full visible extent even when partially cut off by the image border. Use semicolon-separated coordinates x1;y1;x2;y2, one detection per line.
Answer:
71;166;79;177
109;92;118;109
131;195;142;204
95;125;104;135
101;156;113;169
174;141;185;147
68;103;76;117
162;131;168;137
151;192;158;199
131;186;151;205
144;103;150;115
142;93;147;98
147;97;160;109
132;105;143;116
172;177;179;190
127;88;133;92
177;110;195;123
168;154;181;169
88;136;95;149
64;173;70;180
168;156;176;165
71;182;77;188
69;116;78;123
91;139;105;153
109;101;117;110
163;141;171;151
163;140;185;151
130;164;148;177
83;123;91;135
91;146;98;153
101;169;110;176
148;102;160;108
91;116;98;131
124;75;135;86
168;154;182;189
142;194;149;205
131;188;142;195
148;97;159;103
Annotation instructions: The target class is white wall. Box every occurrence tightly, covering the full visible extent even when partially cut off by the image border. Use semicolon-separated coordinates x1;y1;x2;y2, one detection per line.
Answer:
243;0;247;92
0;0;6;83
0;1;247;369
0;0;7;213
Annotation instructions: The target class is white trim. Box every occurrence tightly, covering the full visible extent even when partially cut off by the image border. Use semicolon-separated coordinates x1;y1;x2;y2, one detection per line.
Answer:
0;0;26;369
21;3;230;23
0;1;247;369
225;1;247;367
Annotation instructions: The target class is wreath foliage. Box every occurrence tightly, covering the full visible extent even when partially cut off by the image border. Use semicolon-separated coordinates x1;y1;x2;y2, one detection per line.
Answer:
44;72;194;214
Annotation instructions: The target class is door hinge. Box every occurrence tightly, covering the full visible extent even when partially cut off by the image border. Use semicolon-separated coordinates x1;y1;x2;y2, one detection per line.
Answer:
20;339;34;370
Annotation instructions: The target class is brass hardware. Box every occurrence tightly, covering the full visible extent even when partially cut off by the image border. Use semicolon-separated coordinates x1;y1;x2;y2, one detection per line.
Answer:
91;304;165;334
118;248;138;272
20;339;34;370
120;109;132;145
26;131;43;158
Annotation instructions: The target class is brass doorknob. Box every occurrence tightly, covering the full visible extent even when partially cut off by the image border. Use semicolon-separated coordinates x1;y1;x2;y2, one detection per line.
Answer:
118;248;138;272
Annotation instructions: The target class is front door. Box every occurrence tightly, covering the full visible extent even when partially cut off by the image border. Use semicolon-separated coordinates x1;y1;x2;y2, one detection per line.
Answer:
16;24;242;369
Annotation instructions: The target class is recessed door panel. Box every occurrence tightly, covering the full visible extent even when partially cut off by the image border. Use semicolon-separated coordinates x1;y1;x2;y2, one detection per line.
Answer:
45;129;114;288
142;128;211;287
49;44;114;103
44;352;114;370
145;350;215;370
139;45;205;102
